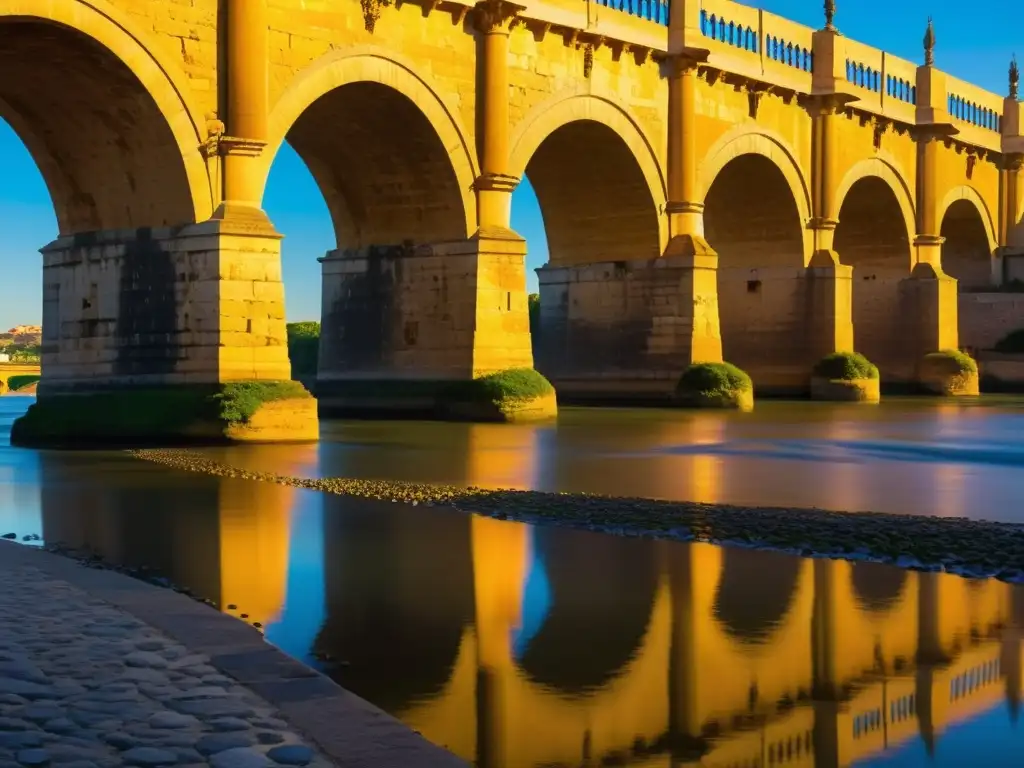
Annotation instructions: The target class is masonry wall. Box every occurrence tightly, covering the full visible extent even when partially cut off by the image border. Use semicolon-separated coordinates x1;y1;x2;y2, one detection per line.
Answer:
958;293;1024;351
536;259;718;399
115;0;220;118
39;226;289;394
267;1;479;149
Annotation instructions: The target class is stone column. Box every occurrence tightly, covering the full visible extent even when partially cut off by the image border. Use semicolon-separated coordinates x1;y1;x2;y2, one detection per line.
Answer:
807;95;854;367
662;54;722;366
474;0;520;234
217;0;272;221
997;155;1024;284
902;129;959;371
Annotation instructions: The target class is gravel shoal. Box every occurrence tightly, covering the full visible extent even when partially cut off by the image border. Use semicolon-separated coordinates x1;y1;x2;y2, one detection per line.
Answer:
128;449;1024;584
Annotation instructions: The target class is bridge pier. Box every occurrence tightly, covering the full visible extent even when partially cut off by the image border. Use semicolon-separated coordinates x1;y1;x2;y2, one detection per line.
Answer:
11;220;318;446
535;253;721;403
316;233;538;418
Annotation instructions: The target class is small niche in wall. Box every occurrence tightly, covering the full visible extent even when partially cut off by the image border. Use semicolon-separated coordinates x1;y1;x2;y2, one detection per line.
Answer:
747;280;762;294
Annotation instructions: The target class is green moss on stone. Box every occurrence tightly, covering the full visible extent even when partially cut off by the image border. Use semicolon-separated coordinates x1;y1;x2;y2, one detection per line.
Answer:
924;349;978;375
812;352;879;381
212;380;311;425
675;362;753;409
10;380;312;447
444;367;554;405
6;374;41;392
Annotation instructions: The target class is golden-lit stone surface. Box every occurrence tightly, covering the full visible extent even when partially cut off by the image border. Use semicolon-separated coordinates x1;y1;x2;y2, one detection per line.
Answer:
2;0;1022;428
810;376;882;403
223;397;320;442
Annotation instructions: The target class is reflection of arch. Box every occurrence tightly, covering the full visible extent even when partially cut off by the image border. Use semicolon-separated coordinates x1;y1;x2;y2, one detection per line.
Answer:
850;562;908;614
713;548;802;644
517;528;660;695
314;497;475;713
509;91;667;259
0;0;211;231
699;126;812;239
833;157;917;266
263;49;477;245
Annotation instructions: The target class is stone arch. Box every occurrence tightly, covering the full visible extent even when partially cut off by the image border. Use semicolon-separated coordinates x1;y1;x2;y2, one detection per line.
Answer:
700;129;813;392
264;49;477;246
833;157;916;380
713;548;802;645
699;126;813;245
0;0;211;232
939;186;997;289
832;156;917;269
508;91;666;265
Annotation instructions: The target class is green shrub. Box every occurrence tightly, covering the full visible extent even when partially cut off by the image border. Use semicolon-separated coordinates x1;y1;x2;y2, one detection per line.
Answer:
676;362;752;400
993;328;1024;354
286;321;320;378
287;321;320;339
211;380;311;424
10;381;312;447
528;293;540;335
443;367;554;405
924;349;978;374
812;352;879;381
7;374;40;391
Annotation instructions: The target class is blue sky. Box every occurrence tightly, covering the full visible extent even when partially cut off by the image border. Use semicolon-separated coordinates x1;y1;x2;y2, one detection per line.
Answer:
0;0;1017;329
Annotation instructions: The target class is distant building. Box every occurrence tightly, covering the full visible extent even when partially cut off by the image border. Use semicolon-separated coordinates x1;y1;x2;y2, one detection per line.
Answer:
0;354;9;363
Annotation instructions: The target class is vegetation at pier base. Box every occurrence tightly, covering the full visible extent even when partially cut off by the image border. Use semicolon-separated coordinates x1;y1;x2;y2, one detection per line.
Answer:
925;348;978;375
675;362;753;410
6;374;41;392
129;448;1024;583
440;367;557;422
812;352;879;381
9;380;312;447
212;380;311;424
918;349;979;397
286;321;320;380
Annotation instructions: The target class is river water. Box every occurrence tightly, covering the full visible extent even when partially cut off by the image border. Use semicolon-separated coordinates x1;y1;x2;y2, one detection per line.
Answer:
1;395;1023;767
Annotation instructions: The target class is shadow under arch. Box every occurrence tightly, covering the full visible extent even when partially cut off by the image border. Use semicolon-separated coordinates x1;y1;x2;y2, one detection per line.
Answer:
941;195;994;290
0;9;205;233
516;527;660;696
704;152;808;391
263;51;476;247
850;561;908;614
313;496;475;714
713;548;802;645
519;118;661;268
508;92;666;264
833;168;915;380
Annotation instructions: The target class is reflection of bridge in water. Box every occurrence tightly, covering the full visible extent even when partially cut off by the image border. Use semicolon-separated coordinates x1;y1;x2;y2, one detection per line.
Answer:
35;441;1024;768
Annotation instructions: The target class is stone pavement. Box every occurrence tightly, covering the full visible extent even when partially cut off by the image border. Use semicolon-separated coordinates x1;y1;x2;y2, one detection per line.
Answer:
0;543;467;768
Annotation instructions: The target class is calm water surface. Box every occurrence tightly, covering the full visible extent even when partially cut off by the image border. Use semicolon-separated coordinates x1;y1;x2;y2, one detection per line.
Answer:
1;395;1023;767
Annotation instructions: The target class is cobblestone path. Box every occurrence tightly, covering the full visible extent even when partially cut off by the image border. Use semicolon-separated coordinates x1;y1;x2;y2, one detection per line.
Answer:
0;565;335;768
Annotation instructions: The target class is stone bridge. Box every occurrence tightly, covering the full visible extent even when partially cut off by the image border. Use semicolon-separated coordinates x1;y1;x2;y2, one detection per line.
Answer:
2;0;1023;429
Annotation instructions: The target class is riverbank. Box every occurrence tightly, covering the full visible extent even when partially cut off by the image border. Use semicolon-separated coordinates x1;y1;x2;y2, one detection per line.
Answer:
130;448;1024;584
0;540;467;768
